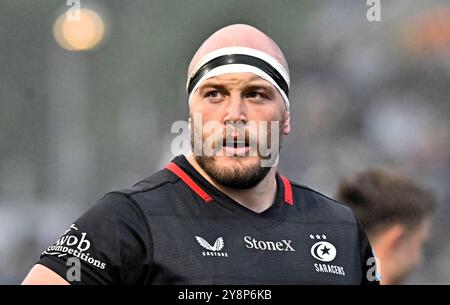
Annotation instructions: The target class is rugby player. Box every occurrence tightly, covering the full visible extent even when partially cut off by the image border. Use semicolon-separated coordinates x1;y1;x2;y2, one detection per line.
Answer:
23;24;379;285
336;168;436;284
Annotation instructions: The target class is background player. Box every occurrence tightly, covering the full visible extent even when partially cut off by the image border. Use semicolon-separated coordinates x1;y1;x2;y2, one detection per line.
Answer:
336;168;437;284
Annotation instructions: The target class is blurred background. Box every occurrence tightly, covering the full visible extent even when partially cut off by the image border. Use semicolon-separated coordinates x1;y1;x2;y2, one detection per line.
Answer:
0;0;449;284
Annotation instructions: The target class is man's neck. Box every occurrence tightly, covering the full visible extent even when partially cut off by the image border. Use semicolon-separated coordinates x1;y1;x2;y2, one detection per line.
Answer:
186;154;278;213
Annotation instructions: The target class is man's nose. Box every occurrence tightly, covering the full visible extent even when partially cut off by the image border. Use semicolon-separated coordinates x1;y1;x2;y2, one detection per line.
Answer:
224;93;247;123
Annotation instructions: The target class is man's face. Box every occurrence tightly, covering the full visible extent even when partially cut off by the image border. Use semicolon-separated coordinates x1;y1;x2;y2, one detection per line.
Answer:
388;218;432;284
189;72;291;189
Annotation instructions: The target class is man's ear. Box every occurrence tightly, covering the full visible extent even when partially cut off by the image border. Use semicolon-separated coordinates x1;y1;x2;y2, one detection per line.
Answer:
282;111;291;135
381;224;408;255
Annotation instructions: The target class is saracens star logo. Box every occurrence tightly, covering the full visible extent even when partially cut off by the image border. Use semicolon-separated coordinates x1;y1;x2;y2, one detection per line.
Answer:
309;234;346;276
309;234;337;262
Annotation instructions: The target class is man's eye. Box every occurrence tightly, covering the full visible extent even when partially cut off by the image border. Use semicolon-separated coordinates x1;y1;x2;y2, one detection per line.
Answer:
246;91;263;99
206;90;220;98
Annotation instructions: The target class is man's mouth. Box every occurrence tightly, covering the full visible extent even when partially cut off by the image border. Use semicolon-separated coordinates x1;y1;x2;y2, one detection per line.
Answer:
222;137;250;155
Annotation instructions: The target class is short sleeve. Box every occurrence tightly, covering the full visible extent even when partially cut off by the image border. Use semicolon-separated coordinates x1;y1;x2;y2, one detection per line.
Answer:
357;221;381;285
37;192;152;285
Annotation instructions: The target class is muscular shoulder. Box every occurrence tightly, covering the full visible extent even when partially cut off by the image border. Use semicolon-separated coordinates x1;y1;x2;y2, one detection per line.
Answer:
114;168;179;195
290;182;357;225
107;168;186;214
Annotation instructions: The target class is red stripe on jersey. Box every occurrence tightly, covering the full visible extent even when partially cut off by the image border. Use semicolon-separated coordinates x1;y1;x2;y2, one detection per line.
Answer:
166;161;293;206
280;175;294;206
165;162;213;203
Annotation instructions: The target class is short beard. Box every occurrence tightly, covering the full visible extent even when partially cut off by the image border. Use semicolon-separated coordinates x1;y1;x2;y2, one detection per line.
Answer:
190;116;284;189
195;155;272;189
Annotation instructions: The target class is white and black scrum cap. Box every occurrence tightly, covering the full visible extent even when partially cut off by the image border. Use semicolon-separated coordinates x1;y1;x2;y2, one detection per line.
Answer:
186;47;290;111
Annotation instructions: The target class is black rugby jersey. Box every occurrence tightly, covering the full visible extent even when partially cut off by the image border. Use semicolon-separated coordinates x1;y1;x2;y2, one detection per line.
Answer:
37;155;379;285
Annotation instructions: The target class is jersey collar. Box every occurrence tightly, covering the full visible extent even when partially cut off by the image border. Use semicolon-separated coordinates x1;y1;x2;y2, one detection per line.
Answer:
165;155;293;206
164;155;294;229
